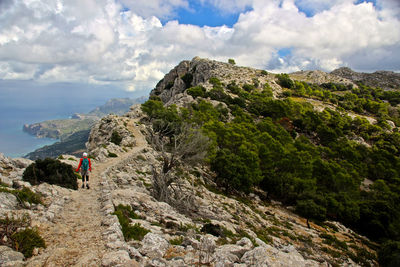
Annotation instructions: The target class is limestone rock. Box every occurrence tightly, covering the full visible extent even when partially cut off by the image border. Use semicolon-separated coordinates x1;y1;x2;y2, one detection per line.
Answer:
139;233;169;258
241;245;322;267
12;158;33;169
101;250;132;267
0;175;13;187
0;192;19;210
87;115;136;160
0;246;24;265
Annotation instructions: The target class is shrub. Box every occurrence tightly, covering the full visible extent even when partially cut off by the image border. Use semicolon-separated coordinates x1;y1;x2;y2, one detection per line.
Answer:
228;58;236;65
378;240;400;267
113;204;142;220
23;158;78;190
15;187;43;205
0;215;46;258
187;86;206;98
243;83;256;92
276;73;294;89
227;81;241;95
261;70;268;75
209;77;222;88
110;131;122;145
12;228;46;258
113;205;149;241
108;152;118;157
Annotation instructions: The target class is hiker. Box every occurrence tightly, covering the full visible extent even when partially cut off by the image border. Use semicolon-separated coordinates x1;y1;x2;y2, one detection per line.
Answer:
76;152;92;189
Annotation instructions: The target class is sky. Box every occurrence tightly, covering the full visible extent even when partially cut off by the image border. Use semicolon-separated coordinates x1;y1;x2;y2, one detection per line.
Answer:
0;0;400;94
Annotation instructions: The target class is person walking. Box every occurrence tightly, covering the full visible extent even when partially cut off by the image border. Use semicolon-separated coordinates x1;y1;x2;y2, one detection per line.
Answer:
76;152;92;189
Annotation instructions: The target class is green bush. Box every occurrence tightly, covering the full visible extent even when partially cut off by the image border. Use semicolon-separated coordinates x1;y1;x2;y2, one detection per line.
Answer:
23;158;78;190
110;131;122;145
113;205;149;241
108;152;118;157
12;228;46;258
15;187;43;205
209;77;222;88
113;204;142;220
243;83;256;92
261;70;268;75
227;81;241;95
378;240;400;267
276;73;295;89
228;58;236;65
187;85;206;98
0;215;45;258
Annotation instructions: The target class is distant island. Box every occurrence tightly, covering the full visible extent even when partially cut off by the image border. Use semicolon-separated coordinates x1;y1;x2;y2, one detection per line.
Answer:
24;97;147;159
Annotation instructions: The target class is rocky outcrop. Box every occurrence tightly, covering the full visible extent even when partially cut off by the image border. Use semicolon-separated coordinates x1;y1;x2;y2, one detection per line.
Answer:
290;69;355;86
331;67;400;90
87;115;136;161
150;57;282;105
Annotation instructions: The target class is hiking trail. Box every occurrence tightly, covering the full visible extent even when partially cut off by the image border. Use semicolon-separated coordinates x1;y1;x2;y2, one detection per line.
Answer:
26;119;147;267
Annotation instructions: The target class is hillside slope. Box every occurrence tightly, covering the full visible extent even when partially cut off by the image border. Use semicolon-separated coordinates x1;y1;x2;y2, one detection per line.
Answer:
3;57;400;266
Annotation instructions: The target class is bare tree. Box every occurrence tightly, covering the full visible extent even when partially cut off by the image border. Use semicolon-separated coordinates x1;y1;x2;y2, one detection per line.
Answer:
148;122;210;212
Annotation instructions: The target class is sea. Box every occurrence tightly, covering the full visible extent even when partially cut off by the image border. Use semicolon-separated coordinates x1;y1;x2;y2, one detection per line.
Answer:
0;80;148;158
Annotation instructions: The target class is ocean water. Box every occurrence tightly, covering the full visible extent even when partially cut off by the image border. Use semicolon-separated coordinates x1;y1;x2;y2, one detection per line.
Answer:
0;80;148;158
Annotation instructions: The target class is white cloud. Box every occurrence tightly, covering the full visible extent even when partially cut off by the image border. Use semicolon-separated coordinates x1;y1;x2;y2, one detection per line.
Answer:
117;0;188;19
0;0;399;94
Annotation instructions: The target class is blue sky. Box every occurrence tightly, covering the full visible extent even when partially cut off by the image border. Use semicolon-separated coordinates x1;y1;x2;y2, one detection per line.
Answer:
172;2;251;27
0;0;399;94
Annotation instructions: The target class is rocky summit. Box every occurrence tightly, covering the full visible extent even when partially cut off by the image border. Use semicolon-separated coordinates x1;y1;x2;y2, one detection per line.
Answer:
3;57;398;266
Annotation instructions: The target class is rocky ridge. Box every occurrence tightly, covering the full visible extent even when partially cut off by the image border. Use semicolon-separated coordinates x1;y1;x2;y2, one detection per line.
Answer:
0;58;381;266
0;110;375;266
331;67;400;90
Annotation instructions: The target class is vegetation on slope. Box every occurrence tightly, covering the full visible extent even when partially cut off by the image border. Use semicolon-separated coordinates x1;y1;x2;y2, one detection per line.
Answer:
23;158;78;190
142;73;400;266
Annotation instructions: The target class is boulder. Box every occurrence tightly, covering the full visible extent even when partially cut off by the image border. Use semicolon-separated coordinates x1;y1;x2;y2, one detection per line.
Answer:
139;233;169;258
101;250;132;267
0;246;24;265
0;175;13;187
0;192;19;210
241;245;322;267
12;158;33;169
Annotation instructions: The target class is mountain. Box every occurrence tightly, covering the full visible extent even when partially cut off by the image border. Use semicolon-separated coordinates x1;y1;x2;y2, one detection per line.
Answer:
2;57;400;266
331;67;400;90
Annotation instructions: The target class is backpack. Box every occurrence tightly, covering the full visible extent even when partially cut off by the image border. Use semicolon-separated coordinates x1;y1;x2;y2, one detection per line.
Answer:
82;158;89;171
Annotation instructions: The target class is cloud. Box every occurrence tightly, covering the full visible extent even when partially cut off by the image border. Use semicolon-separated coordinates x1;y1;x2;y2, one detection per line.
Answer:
117;0;188;19
0;0;399;94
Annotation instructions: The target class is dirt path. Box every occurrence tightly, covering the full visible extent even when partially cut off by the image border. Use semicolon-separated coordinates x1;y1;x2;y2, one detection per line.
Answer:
26;119;147;267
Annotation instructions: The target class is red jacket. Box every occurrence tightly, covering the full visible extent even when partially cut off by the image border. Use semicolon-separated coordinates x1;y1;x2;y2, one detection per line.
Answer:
76;157;92;172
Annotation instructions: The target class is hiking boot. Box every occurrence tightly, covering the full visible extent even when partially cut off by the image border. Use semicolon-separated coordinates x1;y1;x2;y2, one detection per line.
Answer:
82;184;85;189
86;184;90;189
